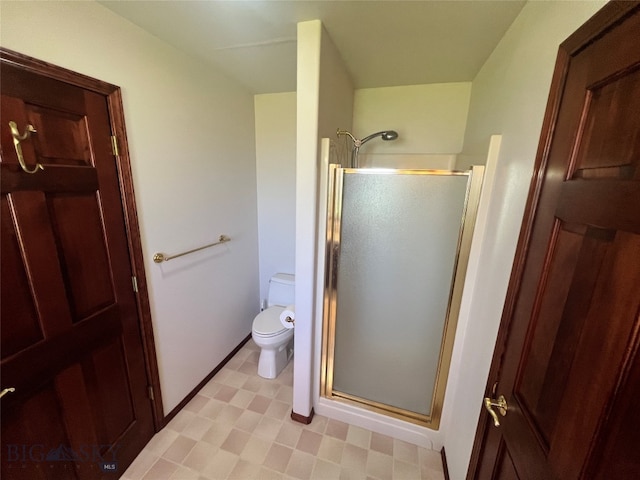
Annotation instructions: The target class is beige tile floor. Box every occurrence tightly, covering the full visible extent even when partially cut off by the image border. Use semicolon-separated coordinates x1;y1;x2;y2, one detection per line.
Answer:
122;340;445;480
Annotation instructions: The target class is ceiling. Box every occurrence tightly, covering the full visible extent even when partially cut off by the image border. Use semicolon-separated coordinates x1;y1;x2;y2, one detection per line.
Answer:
99;0;527;94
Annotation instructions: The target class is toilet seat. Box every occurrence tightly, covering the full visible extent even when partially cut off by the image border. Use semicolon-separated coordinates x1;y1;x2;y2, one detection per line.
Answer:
252;306;287;337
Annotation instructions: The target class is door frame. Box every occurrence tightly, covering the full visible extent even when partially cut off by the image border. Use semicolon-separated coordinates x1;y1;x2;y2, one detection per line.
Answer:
0;47;164;430
466;1;640;477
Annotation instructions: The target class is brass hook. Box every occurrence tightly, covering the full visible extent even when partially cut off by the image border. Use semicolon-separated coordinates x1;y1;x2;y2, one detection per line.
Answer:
0;387;16;399
9;121;44;174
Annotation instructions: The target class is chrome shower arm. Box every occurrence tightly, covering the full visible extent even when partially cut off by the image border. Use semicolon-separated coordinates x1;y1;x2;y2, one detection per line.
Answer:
337;128;398;168
337;129;361;147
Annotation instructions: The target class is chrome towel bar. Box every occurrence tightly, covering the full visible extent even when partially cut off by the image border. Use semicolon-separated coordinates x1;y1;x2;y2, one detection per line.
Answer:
153;235;230;263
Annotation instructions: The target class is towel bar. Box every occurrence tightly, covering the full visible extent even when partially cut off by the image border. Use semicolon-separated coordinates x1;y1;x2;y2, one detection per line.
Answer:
153;235;230;263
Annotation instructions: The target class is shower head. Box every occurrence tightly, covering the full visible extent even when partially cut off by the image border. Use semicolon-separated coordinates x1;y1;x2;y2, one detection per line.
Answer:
360;130;399;145
381;131;399;141
336;128;399;168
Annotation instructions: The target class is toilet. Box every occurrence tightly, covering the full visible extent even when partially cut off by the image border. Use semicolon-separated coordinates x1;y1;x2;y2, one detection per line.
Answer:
252;273;295;379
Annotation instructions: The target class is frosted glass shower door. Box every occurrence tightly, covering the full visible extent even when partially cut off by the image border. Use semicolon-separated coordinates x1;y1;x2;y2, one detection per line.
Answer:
325;168;478;425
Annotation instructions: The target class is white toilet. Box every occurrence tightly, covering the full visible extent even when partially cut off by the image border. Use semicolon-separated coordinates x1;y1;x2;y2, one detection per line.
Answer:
252;273;295;379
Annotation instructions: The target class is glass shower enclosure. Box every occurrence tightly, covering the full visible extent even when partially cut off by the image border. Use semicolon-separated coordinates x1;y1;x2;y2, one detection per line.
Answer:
321;165;483;428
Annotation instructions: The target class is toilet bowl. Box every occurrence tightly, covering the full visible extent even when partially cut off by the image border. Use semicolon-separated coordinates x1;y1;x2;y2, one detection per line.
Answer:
252;273;294;379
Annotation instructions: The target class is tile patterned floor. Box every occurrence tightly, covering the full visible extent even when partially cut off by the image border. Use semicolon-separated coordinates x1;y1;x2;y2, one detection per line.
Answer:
122;340;445;480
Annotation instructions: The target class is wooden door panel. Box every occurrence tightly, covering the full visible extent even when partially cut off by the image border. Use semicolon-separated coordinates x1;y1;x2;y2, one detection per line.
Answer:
54;365;101;448
26;105;91;166
48;193;115;320
494;444;519;480
548;231;640;478
517;223;611;444
587;336;640;479
8;191;73;337
574;68;640;173
25;103;91;165
87;340;138;442
0;197;42;357
2;385;77;480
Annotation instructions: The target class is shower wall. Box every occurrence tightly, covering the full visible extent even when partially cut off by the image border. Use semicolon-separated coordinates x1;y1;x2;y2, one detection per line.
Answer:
296;20;355;419
254;92;297;303
352;83;472;169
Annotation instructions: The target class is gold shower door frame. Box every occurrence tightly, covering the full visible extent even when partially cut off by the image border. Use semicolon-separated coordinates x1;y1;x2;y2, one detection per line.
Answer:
321;165;484;428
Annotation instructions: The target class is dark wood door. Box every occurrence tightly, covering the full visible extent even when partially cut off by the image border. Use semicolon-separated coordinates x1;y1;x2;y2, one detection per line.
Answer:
468;3;640;479
1;53;156;478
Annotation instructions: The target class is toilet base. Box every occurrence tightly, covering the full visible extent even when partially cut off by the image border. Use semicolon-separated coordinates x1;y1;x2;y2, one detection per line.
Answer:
257;338;293;379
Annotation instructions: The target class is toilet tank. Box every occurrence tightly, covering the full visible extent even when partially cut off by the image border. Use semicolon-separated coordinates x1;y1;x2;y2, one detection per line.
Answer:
267;273;295;307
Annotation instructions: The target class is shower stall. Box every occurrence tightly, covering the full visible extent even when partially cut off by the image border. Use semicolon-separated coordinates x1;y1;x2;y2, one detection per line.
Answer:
320;136;483;428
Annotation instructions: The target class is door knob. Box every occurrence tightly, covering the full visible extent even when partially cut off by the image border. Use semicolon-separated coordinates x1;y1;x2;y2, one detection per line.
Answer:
484;395;508;427
0;387;16;399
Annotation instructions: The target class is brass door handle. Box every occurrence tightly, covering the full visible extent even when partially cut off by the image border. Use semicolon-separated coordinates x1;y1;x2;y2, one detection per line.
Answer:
0;387;16;399
484;395;508;427
9;121;44;174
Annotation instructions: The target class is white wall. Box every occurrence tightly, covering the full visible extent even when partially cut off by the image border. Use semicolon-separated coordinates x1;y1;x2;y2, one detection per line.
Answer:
294;20;354;418
445;2;606;478
354;83;471;154
254;93;297;302
353;83;471;168
317;31;356;142
1;1;260;415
